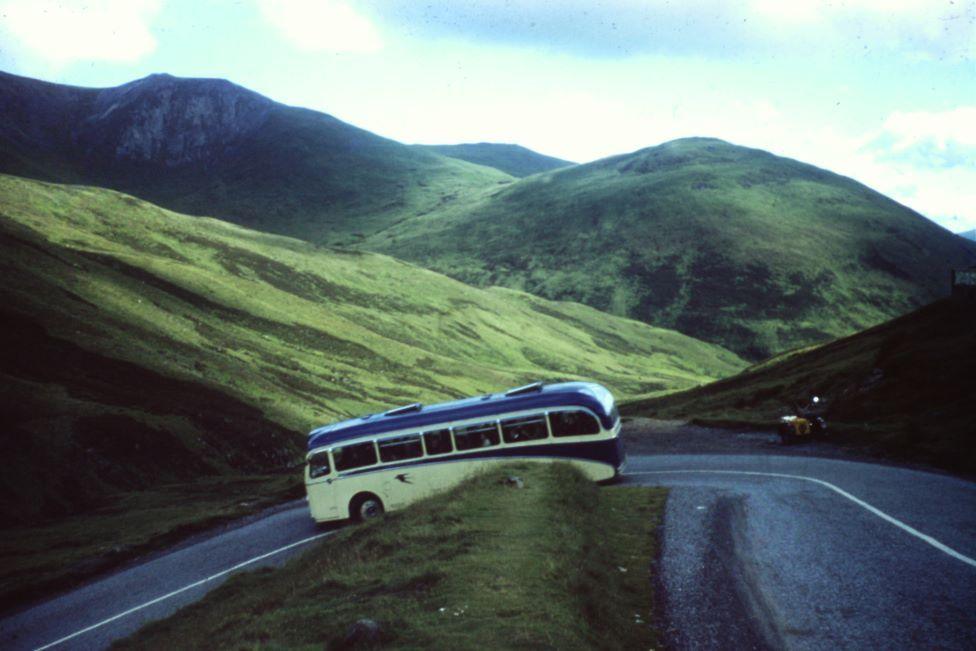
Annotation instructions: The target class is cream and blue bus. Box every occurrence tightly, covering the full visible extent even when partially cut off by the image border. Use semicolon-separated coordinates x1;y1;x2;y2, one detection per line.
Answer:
305;382;625;522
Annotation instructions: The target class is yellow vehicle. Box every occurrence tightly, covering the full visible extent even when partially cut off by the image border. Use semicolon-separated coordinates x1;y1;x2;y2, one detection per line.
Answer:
778;396;827;444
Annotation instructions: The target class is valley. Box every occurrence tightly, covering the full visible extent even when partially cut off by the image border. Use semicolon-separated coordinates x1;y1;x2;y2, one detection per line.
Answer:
4;73;973;360
0;172;742;526
1;66;973;649
0;169;743;609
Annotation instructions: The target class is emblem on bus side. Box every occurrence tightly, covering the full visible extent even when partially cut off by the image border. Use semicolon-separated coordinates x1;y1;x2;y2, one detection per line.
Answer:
395;473;413;484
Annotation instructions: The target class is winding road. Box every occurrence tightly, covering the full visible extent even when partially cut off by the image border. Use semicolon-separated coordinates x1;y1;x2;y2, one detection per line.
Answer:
2;448;974;650
624;454;976;650
0;503;329;650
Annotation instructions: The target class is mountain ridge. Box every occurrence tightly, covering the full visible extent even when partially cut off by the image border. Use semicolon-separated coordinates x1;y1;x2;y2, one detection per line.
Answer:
0;70;273;168
418;142;573;177
364;137;976;359
3;71;973;360
0;70;514;245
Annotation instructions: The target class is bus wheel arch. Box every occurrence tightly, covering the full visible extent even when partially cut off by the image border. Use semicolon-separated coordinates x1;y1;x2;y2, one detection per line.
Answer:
349;492;385;522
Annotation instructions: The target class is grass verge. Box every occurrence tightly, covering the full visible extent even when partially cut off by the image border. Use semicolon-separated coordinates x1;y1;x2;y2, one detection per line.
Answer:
115;463;667;650
0;474;302;613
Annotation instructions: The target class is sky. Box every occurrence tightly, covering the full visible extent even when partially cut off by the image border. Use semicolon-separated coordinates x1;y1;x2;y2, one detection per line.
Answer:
1;0;974;231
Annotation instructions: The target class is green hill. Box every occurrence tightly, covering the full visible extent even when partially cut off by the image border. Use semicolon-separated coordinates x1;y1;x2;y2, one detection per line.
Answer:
0;174;744;523
622;298;976;474
419;143;573;177
365;138;976;359
0;71;512;247
6;72;971;361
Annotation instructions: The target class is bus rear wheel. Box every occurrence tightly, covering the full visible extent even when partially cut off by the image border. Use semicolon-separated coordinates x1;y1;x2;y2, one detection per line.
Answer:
350;493;384;522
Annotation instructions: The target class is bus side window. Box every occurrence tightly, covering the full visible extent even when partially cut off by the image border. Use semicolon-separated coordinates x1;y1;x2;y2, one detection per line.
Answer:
378;435;423;462
549;411;600;437
308;451;331;478
501;415;548;443
423;429;453;455
454;422;500;451
333;441;378;471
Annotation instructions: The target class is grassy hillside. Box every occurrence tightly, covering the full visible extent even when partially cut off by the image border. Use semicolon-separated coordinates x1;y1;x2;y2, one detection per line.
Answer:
419;142;573;177
6;73;971;362
118;464;666;650
366;138;976;359
0;71;513;247
0;173;743;523
622;298;976;474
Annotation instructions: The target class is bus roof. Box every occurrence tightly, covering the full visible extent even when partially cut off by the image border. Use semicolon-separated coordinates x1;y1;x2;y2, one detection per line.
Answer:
308;382;616;451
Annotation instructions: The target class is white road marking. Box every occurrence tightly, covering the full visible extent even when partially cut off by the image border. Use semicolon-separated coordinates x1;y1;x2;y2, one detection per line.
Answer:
34;531;333;651
29;467;974;648
628;469;976;569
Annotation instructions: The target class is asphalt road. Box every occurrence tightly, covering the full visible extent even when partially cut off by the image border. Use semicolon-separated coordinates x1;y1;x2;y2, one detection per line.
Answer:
624;454;976;650
2;451;974;650
0;502;330;651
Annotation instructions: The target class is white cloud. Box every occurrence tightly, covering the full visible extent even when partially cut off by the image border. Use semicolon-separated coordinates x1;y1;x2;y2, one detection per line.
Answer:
743;110;976;232
749;0;976;61
618;102;976;232
877;107;976;157
424;96;976;231
0;0;162;64
852;107;976;230
257;0;382;53
752;0;937;22
358;0;975;61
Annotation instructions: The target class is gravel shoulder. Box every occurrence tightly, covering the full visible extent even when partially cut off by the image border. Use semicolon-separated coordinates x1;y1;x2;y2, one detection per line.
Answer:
624;426;976;651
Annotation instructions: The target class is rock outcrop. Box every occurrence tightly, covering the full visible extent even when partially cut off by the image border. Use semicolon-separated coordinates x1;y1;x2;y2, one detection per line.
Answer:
0;71;272;169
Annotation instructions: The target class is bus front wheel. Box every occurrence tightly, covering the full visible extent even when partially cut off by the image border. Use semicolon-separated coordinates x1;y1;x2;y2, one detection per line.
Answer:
350;493;384;522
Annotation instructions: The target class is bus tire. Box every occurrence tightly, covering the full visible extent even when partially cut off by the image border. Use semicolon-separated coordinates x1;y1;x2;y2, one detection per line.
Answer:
350;493;384;522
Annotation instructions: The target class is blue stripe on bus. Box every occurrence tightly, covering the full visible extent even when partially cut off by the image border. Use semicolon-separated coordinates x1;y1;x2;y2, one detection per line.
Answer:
308;382;616;450
336;437;625;478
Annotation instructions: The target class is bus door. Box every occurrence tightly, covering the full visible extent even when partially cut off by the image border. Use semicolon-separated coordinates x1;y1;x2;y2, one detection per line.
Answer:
306;450;339;520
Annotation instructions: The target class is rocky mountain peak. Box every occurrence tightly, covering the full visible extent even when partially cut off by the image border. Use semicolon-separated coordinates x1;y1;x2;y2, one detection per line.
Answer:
80;74;275;167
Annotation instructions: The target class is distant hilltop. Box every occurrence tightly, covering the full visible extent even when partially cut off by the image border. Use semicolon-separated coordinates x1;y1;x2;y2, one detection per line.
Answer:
0;71;274;168
2;70;975;360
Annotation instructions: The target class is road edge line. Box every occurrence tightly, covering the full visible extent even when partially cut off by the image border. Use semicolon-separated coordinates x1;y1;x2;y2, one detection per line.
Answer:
34;531;333;651
627;469;976;569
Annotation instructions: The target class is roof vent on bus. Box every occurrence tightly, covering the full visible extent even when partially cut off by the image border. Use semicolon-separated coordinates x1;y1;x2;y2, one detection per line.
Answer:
383;402;423;417
505;382;544;397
